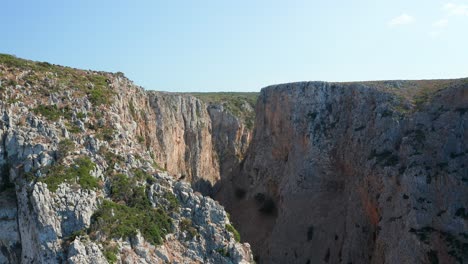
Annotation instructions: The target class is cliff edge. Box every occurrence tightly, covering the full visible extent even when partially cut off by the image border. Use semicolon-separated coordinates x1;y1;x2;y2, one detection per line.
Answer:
221;80;467;263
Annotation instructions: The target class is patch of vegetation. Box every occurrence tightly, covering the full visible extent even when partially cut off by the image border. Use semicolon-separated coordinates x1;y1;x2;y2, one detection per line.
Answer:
66;123;82;134
32;105;62;121
90;199;172;245
151;159;165;171
66;228;87;242
216;246;230;257
129;100;137;120
179;218;198;240
225;223;241;242
87;78;113;106
99;146;125;170
96;127;115;142
40;157;99;192
0;53;115;106
109;173;149;207
76;112;86;119
103;245;118;264
88;161;180;247
163;191;180;212
131;168;153;183
353;78;468;115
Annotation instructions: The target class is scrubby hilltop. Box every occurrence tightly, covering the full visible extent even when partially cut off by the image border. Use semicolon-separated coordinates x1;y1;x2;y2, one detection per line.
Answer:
0;54;253;263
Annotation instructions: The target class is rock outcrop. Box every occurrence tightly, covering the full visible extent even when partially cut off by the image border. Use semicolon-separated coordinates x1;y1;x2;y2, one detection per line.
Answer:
0;54;253;263
221;81;468;263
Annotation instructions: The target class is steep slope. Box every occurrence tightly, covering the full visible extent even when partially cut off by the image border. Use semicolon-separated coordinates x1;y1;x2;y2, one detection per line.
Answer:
0;54;253;263
221;81;468;263
111;88;256;196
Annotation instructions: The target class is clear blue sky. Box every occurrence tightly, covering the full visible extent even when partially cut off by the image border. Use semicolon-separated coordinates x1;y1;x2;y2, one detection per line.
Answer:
1;0;467;92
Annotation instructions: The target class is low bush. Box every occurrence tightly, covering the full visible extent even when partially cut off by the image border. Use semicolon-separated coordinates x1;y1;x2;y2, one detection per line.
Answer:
57;139;75;160
179;218;198;240
103;245;118;264
33;105;62;121
90;199;172;245
225;223;241;242
40;157;99;192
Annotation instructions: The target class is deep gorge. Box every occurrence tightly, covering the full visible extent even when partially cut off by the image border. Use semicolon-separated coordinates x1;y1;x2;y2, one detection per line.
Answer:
0;54;467;263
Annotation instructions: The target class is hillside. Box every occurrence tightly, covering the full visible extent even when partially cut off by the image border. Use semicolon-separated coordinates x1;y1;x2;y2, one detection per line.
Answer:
0;54;253;263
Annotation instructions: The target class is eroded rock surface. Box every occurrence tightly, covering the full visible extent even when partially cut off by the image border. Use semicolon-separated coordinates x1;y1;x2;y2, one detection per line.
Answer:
0;54;253;264
221;81;468;264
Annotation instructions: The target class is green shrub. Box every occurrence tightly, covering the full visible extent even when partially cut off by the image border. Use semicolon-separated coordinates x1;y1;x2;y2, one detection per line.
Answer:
76;112;86;119
225;224;241;242
96;127;115;142
40;157;99;192
33;105;62;121
109;173;154;209
163;191;180;212
216;247;230;257
57;139;75;160
103;244;119;264
93;171;174;245
99;147;125;174
66;123;81;134
132;168;155;184
109;173;132;203
67;229;86;242
104;250;117;264
88;88;111;106
90;200;172;245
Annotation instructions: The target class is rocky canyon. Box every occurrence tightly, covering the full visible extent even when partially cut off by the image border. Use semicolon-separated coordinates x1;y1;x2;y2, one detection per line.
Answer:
0;54;466;264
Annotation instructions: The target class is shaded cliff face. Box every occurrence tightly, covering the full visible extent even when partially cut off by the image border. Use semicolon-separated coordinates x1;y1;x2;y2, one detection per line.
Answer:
0;54;253;263
145;92;220;193
222;81;468;264
90;77;255;195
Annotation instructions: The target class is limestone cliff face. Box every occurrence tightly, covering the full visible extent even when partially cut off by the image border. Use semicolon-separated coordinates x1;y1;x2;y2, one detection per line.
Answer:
222;81;468;264
0;54;253;263
145;92;220;193
208;104;252;182
88;75;254;195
